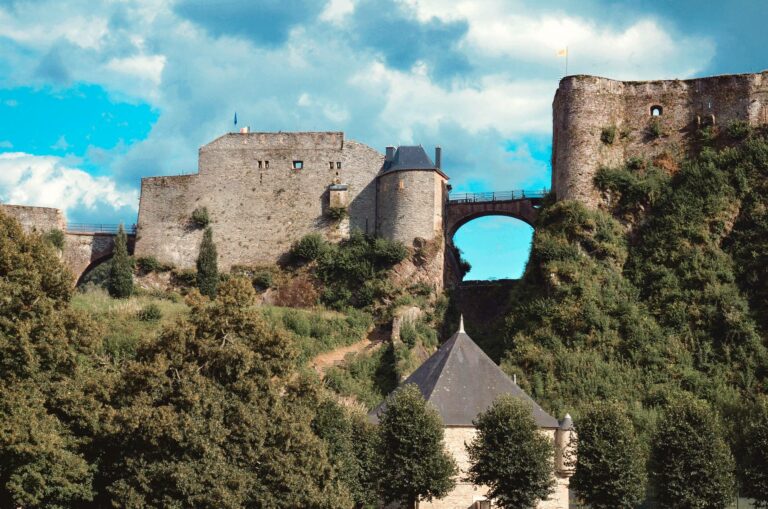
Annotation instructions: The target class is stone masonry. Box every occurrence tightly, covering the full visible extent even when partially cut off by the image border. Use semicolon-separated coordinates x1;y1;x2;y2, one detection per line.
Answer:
135;132;386;270
552;71;768;208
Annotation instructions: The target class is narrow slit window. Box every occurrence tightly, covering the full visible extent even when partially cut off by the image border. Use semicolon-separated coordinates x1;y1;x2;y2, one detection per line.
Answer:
329;162;334;169
650;105;663;116
336;161;341;169
258;160;262;168
265;161;269;169
292;160;303;170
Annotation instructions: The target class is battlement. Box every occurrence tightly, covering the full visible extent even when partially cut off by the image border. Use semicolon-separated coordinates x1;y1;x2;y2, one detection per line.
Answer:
552;70;768;207
202;131;344;151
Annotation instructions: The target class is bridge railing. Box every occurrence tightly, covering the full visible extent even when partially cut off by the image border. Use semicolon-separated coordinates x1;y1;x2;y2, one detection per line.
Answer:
448;189;549;203
66;223;137;234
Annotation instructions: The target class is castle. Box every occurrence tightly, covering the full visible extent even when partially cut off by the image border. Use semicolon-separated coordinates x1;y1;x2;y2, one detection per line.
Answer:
135;131;449;275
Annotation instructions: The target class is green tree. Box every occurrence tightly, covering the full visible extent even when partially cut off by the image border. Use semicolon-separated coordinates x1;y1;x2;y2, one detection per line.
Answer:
650;395;735;508
376;384;457;508
739;396;768;508
98;278;350;508
196;226;219;298
0;211;103;508
570;402;646;509
466;395;555;509
108;223;133;298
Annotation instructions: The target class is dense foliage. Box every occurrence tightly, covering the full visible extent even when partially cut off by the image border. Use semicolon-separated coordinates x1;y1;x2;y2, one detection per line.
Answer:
196;226;219;298
108;224;133;298
466;395;555;509
736;396;768;507
650;396;735;508
570;402;646;508
376;384;457;508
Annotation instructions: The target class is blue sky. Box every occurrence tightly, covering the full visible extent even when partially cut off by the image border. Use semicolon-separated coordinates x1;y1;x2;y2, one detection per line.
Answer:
0;0;764;279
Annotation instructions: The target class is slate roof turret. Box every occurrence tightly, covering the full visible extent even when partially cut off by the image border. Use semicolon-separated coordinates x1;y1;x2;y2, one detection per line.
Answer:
381;145;448;178
370;318;559;428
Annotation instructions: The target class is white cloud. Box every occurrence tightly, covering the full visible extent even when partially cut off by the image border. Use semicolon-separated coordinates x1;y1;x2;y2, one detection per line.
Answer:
0;8;107;50
106;54;166;86
0;152;138;215
320;0;356;23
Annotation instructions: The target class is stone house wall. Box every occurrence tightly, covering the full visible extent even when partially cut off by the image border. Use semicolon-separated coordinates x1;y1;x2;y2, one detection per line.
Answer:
0;204;66;232
134;132;383;270
552;71;768;208
419;426;571;509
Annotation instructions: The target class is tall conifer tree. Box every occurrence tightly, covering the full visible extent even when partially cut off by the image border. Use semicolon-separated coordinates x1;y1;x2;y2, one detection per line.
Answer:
197;226;219;298
108;223;133;298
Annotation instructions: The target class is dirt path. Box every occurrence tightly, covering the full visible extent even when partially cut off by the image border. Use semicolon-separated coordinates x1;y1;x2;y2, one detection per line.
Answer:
310;326;387;376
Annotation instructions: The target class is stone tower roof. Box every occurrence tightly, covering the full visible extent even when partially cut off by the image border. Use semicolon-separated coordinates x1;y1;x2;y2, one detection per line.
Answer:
370;319;559;428
381;145;448;178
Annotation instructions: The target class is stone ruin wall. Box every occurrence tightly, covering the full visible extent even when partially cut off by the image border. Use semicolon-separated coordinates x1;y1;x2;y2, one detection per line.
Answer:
0;204;66;232
552;71;768;208
134;132;383;270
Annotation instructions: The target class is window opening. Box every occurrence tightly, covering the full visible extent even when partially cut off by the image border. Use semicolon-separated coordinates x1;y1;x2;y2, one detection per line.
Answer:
336;162;341;169
329;162;334;169
292;161;303;170
650;105;663;116
258;161;262;169
265;161;269;169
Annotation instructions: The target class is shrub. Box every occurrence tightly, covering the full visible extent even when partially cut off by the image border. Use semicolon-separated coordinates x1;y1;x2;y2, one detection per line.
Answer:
108;224;134;298
171;268;197;287
290;233;328;262
648;118;663;138
136;256;171;273
191;206;210;228
196;227;219;298
600;125;617;145
43;228;65;250
372;237;408;265
252;270;273;290
726;120;750;140
137;303;162;322
326;206;348;221
399;322;417;348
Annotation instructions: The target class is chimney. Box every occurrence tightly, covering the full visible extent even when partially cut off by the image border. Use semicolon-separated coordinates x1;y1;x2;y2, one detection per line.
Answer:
385;146;395;162
240;126;250;134
435;146;442;169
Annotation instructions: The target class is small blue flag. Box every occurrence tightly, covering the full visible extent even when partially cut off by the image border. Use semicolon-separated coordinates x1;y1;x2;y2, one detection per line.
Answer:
234;112;238;126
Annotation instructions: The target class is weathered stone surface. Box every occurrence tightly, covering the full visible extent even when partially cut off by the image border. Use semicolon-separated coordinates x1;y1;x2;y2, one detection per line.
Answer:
553;71;768;208
377;170;447;245
445;198;540;239
134;132;384;270
1;204;65;232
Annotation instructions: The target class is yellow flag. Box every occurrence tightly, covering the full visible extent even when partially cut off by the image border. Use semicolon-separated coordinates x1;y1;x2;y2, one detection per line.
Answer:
557;48;568;57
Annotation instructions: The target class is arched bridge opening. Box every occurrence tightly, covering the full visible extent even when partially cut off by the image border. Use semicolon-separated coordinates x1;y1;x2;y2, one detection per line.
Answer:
445;189;546;282
64;223;137;285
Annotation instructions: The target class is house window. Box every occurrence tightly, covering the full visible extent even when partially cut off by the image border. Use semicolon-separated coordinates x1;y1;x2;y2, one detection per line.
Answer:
650;105;663;116
293;160;303;170
336;162;341;169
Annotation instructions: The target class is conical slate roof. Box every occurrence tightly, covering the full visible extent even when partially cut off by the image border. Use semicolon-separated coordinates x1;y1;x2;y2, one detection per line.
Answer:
370;320;559;428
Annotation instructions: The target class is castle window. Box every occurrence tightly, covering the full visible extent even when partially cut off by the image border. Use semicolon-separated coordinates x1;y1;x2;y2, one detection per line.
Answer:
336;162;341;169
265;161;269;169
651;105;663;116
329;162;334;169
292;160;303;170
258;161;262;169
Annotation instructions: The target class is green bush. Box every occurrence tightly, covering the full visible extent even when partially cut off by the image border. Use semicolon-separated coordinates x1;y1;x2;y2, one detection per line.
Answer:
600;125;617;145
726;120;750;140
196;227;219;298
191;206;210;228
252;270;273;290
136;256;171;273
171;268;197;287
326;206;348;221
400;322;417;348
108;224;134;298
43;228;65;250
137;303;162;322
648;118;663;138
290;233;328;262
372;237;408;265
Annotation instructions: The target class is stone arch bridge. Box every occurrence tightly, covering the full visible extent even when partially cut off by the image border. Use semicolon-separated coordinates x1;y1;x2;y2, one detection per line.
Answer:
445;189;547;240
63;224;136;284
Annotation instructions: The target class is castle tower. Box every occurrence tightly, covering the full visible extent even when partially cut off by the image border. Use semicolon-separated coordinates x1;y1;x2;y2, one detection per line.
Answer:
376;145;448;247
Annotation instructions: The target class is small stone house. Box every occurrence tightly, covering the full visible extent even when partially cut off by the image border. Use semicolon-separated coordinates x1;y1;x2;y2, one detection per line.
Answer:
371;319;575;509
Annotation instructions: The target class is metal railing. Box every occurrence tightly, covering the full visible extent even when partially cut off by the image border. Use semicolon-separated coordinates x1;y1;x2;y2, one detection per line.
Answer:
448;189;549;203
66;223;137;234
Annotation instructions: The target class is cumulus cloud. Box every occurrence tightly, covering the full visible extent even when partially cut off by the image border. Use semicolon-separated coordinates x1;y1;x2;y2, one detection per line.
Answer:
0;152;138;218
0;0;718;224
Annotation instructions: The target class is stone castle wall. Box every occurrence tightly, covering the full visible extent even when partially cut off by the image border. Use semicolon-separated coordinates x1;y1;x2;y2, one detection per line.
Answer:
377;170;447;246
134;132;383;270
553;71;768;207
0;204;66;232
